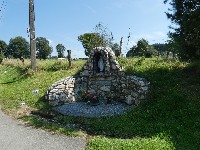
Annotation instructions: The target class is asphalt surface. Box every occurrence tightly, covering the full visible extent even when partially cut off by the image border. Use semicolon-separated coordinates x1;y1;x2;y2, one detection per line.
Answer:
0;110;86;150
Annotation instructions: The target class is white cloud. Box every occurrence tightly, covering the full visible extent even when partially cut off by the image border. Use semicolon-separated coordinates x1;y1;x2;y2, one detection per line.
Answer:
84;4;96;14
131;31;168;44
48;39;55;47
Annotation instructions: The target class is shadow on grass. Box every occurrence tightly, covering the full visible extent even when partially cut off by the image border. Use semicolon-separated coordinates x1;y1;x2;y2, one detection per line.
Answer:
29;61;200;149
0;66;27;84
56;65;199;149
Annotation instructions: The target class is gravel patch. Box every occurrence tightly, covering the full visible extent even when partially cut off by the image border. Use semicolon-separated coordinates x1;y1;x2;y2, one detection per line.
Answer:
54;101;132;118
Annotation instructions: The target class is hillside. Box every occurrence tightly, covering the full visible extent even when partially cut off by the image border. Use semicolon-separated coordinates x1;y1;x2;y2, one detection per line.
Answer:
0;58;199;150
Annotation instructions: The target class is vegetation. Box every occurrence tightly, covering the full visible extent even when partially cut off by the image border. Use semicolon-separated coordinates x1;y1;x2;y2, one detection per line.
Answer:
56;44;66;58
111;43;121;57
78;23;113;56
126;39;157;57
0;57;199;149
0;40;7;56
36;37;53;59
1;37;54;60
152;43;168;56
164;0;200;60
78;33;104;56
8;36;30;59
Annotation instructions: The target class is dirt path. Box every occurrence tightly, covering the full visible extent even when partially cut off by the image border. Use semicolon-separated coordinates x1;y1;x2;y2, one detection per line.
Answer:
0;110;86;150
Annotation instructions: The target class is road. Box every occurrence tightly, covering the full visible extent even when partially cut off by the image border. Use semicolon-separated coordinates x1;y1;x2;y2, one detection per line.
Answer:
0;110;86;150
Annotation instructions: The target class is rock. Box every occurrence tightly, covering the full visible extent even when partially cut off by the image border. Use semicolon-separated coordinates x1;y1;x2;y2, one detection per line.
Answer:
141;87;148;91
56;85;65;89
45;47;150;107
125;95;135;105
100;86;110;92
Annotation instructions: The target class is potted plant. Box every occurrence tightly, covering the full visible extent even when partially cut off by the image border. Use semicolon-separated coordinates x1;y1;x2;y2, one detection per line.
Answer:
82;90;99;106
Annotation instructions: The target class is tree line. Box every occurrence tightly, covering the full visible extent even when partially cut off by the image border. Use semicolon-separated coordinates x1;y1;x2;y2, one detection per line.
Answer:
77;23;169;58
0;36;66;60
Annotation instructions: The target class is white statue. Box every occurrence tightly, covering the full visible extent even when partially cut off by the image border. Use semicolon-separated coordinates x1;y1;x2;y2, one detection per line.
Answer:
98;56;104;72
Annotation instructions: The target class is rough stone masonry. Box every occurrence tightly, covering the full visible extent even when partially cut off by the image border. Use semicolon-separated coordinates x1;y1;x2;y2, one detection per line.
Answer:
45;47;150;106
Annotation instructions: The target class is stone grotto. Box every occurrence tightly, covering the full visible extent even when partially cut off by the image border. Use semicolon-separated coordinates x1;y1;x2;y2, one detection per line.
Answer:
45;47;150;108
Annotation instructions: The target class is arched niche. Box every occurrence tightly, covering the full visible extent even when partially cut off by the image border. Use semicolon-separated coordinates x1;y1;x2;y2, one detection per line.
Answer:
93;52;105;75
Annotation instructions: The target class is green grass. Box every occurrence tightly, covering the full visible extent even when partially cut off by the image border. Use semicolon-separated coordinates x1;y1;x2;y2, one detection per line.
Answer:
0;58;200;149
87;135;174;150
0;59;86;114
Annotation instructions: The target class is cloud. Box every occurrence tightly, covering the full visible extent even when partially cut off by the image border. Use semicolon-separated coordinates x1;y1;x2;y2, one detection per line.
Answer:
112;0;143;9
131;31;168;44
48;39;54;47
84;4;96;14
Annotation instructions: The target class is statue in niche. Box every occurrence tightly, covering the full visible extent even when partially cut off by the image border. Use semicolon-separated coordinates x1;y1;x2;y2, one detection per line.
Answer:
98;55;104;72
94;52;105;74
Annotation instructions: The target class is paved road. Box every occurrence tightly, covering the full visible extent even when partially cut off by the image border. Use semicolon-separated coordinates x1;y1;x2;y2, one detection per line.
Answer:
0;110;86;150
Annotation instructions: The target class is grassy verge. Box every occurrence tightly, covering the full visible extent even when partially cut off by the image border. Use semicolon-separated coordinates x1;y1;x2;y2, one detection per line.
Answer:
0;59;86;137
0;58;200;149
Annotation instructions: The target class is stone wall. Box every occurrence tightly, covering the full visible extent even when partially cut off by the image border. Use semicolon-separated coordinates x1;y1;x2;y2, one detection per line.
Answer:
46;47;150;106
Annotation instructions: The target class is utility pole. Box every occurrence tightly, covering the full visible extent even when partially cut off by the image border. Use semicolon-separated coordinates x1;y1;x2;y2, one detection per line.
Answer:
29;0;36;70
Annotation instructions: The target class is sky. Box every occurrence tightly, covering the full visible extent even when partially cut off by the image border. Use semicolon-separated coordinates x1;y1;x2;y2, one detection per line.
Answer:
0;0;171;58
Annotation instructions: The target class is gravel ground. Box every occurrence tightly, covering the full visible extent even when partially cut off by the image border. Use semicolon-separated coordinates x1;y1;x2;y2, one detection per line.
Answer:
0;110;86;150
55;101;132;118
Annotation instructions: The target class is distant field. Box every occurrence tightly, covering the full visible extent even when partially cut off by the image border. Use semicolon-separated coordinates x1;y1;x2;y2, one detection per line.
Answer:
0;58;200;150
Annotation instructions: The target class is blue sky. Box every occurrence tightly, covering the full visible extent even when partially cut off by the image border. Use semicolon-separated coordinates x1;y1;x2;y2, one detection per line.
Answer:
0;0;171;58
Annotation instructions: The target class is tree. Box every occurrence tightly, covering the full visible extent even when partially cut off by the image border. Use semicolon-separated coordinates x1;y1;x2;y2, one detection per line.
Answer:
78;33;106;56
152;43;168;56
126;39;158;57
8;36;30;58
0;40;7;57
36;37;53;59
126;46;136;57
56;44;66;58
111;43;121;57
136;39;149;56
164;0;200;60
78;23;113;56
165;39;180;58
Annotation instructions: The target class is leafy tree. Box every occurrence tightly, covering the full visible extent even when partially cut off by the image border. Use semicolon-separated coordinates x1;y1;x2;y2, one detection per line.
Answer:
126;39;158;57
126;46;136;57
0;40;7;57
164;0;200;60
8;36;29;58
78;33;106;56
152;43;168;56
78;23;113;56
111;43;121;57
36;37;53;59
165;39;181;58
94;22;113;47
136;39;149;56
56;44;66;58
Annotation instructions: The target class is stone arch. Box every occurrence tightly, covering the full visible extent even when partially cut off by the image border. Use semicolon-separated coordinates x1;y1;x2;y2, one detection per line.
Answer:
46;47;150;107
